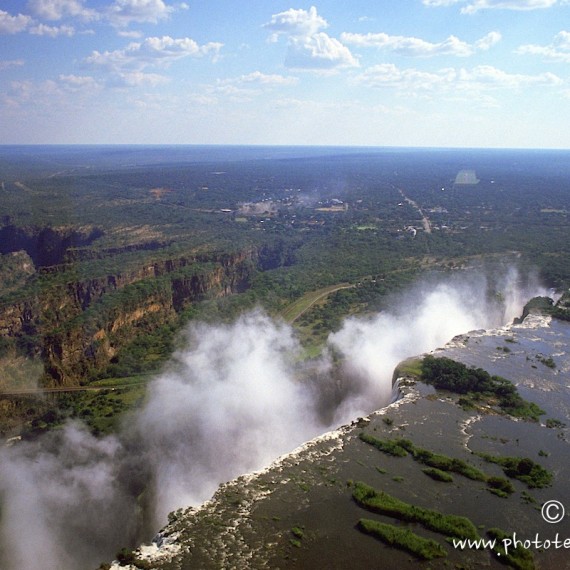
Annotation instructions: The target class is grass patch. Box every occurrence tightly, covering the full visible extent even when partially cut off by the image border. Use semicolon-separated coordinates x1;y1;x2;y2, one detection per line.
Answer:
357;518;447;561
536;355;556;369
280;283;353;324
458;396;477;411
359;433;487;482
291;526;304;539
488;488;510;498
353;482;479;540
487;528;535;570
422;468;454;483
486;476;515;498
90;374;152;388
413;448;487;481
394;357;423;379
545;418;566;429
521;491;536;505
359;433;408;457
477;453;552;489
24;384;146;437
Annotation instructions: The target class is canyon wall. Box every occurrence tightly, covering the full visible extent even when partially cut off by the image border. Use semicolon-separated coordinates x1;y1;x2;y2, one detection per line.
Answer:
0;235;270;387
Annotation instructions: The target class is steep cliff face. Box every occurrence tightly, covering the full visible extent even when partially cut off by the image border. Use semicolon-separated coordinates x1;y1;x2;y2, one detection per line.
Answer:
0;224;104;267
41;291;177;386
0;246;265;387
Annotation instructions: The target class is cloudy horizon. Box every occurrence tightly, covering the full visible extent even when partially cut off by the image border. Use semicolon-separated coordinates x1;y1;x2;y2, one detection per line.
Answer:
1;0;569;147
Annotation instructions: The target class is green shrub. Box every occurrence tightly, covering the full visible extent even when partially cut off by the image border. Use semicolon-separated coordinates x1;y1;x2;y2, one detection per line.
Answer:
421;356;544;421
359;433;487;481
116;548;136;565
477;454;552;489
537;355;556;369
414;449;487;481
486;476;515;496
422;468;454;483
291;526;304;539
357;518;447;560
487;528;535;570
353;482;479;540
359;433;408;457
488;488;509;498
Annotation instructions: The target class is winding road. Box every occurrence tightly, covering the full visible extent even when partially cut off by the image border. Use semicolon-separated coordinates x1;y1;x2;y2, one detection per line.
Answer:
398;188;432;234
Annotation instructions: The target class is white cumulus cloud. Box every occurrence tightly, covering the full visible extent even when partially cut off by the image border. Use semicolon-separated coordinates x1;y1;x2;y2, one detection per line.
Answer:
355;63;456;90
26;0;181;27
107;70;169;87
86;35;222;71
264;5;328;40
29;23;75;36
234;71;299;86
264;6;358;71
422;0;463;5
0;10;33;34
475;31;502;50
117;29;143;38
459;64;563;87
355;62;562;96
210;71;299;102
58;73;100;90
26;0;97;21
462;0;559;13
341;30;501;57
0;60;25;71
286;32;358;70
107;0;174;27
516;30;570;62
422;0;561;10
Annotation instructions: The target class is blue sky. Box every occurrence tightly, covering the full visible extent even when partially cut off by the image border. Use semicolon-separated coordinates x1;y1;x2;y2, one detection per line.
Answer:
1;0;569;147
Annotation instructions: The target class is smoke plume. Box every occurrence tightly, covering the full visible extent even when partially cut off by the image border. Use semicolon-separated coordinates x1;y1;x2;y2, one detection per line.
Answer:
0;267;549;569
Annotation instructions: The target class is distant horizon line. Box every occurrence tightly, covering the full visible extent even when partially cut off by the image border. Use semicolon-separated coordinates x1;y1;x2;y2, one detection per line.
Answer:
0;143;569;152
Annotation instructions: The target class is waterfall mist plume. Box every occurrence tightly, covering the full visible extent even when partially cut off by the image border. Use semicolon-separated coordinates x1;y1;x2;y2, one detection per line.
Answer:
328;267;548;420
136;311;322;524
0;267;549;569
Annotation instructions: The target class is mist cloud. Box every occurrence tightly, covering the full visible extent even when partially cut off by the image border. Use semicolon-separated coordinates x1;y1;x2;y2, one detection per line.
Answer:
0;423;141;569
327;268;547;420
137;311;322;523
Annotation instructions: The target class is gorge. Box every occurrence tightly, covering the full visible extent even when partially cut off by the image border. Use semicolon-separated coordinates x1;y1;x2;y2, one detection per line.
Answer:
0;269;564;570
